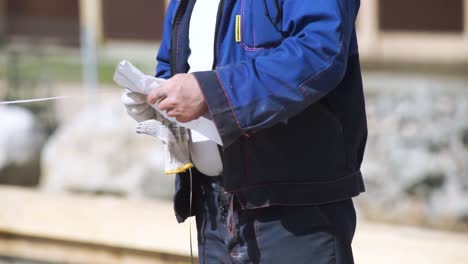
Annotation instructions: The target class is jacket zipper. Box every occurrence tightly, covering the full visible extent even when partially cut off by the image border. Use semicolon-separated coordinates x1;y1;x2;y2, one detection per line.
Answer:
170;0;185;76
212;0;226;70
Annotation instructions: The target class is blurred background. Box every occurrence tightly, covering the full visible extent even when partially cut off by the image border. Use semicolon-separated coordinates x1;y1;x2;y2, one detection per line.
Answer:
0;0;467;263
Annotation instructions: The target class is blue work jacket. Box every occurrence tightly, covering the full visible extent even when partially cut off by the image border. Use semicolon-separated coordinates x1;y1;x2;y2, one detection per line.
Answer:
156;0;367;222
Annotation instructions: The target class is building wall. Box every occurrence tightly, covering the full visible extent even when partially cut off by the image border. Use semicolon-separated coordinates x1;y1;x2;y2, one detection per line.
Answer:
2;0;467;64
358;0;468;63
5;0;80;45
379;0;464;33
0;0;7;39
3;0;166;45
102;0;165;41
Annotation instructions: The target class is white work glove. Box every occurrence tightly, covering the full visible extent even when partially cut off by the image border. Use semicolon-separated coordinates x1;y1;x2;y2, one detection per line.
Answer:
121;90;193;174
136;119;193;174
121;89;157;122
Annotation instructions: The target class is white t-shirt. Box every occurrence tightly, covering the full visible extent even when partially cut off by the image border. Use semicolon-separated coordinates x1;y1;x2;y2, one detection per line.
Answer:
188;0;220;73
187;0;223;176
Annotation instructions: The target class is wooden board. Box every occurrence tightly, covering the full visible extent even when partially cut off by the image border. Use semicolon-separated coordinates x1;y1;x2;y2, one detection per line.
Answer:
379;0;464;32
1;186;468;264
102;0;165;41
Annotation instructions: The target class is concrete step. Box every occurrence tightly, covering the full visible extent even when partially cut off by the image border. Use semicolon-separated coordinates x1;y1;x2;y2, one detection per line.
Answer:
1;186;468;264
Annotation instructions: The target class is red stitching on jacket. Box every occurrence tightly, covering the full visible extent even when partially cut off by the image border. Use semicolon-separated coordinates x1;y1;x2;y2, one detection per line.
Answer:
215;71;244;131
240;0;264;52
241;43;264;52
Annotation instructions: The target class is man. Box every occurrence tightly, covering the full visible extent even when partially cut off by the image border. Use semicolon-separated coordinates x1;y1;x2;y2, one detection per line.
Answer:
124;0;367;263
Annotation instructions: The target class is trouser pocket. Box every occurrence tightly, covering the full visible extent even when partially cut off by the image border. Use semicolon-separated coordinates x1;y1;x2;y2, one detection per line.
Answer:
252;201;356;264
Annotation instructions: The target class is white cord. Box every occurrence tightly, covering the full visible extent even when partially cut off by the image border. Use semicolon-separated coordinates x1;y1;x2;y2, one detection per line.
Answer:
0;96;71;105
189;168;194;264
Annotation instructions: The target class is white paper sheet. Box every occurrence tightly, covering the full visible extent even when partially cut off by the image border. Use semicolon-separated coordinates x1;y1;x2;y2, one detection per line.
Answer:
114;60;223;146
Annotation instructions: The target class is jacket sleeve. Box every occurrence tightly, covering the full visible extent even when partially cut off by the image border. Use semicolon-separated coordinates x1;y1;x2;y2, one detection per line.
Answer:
155;0;178;79
193;0;360;147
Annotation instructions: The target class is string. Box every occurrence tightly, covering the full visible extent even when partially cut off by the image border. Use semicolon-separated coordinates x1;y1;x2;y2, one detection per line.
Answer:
189;168;194;264
0;96;72;105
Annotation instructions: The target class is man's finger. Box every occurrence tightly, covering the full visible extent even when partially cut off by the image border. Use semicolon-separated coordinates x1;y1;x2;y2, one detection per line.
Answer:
147;86;167;105
165;108;176;118
157;97;173;112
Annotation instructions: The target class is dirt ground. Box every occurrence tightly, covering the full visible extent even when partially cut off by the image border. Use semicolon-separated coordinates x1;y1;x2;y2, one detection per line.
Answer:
353;221;468;264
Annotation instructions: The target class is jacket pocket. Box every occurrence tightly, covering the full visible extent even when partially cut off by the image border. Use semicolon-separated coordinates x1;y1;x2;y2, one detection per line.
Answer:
238;0;284;51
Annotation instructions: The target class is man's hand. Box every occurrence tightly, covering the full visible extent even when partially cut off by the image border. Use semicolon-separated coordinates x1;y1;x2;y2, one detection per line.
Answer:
148;73;208;123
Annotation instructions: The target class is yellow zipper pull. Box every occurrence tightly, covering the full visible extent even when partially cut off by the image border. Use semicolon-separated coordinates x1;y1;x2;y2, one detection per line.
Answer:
235;15;242;43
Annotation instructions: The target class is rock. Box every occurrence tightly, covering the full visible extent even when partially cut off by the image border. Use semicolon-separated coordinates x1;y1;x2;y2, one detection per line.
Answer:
359;73;468;230
0;106;46;186
40;98;174;200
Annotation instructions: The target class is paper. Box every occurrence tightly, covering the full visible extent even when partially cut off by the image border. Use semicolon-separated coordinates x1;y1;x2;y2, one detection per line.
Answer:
114;60;223;146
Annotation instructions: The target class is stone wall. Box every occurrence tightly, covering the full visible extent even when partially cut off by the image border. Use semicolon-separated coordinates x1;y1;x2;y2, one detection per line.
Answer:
40;97;173;200
359;73;468;230
0;105;46;186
